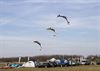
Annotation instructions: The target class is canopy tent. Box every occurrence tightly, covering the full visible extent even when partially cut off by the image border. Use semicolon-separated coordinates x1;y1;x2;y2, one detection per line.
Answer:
22;61;35;67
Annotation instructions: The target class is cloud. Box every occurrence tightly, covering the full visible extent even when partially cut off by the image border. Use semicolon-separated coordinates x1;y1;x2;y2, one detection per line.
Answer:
1;0;100;6
0;0;99;29
0;0;99;57
0;37;99;57
22;0;100;3
30;13;100;31
23;0;47;3
0;18;15;25
70;15;100;27
65;0;100;3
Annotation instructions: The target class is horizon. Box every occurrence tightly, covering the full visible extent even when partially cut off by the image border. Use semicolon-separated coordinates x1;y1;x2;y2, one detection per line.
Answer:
0;54;99;58
0;0;100;57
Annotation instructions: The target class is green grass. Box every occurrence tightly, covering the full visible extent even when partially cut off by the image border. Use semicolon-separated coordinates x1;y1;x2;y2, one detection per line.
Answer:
0;65;100;71
0;63;6;67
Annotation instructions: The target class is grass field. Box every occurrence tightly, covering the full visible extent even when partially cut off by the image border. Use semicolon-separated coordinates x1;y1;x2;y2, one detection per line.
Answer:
0;65;100;71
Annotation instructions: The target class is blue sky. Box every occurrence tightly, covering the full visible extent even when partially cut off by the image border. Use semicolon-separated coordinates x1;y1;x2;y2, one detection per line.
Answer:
0;0;100;57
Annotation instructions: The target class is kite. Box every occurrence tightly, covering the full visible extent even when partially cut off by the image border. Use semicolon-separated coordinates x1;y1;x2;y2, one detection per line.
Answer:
47;27;56;37
47;27;56;33
33;41;42;51
57;14;70;24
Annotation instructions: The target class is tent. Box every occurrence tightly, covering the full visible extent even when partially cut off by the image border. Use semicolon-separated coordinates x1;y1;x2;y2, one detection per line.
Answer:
9;63;22;68
49;58;56;62
22;61;35;67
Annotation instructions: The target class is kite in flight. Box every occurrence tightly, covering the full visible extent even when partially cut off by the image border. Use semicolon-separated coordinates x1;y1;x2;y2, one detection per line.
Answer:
33;41;42;51
47;27;56;37
57;14;70;24
47;27;56;33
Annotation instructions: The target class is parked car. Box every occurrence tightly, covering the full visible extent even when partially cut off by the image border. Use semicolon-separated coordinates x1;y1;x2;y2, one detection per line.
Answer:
35;62;53;68
96;61;100;65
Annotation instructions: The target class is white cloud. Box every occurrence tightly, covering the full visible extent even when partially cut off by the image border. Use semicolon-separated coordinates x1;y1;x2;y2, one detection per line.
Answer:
65;0;100;3
1;0;99;6
0;18;15;25
30;13;100;31
0;0;99;29
0;0;99;57
70;15;100;29
0;37;99;57
23;0;100;3
0;0;99;7
23;0;47;3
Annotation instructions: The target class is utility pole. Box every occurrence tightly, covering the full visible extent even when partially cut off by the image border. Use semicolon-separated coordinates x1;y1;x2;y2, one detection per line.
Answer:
28;56;30;61
18;56;21;63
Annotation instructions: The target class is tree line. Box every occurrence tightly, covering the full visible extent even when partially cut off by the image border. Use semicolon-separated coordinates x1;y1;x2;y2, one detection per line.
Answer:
0;55;100;62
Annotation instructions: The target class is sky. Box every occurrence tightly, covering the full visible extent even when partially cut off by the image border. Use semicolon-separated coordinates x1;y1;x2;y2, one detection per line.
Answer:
0;0;100;57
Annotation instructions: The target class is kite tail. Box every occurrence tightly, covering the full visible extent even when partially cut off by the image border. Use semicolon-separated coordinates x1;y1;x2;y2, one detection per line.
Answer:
53;34;56;37
66;18;70;25
40;46;42;51
40;48;42;51
40;46;42;48
53;32;57;37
